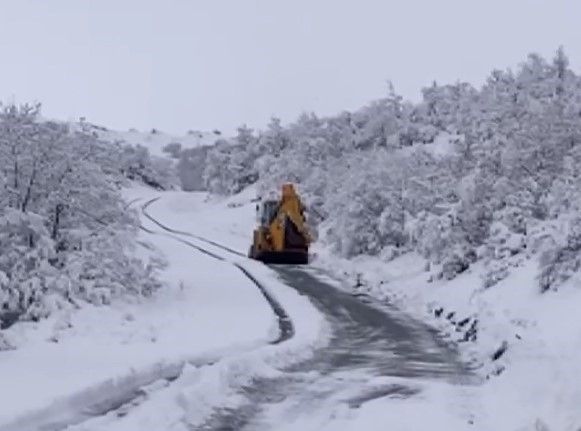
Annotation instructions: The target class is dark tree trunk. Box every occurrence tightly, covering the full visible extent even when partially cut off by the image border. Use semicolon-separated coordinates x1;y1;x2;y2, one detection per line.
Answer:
21;160;38;213
52;203;64;240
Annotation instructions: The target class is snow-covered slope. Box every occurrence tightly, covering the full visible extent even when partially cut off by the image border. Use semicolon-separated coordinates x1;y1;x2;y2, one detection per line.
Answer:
313;245;581;430
74;121;224;157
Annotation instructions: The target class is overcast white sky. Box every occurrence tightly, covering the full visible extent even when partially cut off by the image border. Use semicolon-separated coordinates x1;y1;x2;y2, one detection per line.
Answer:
0;1;579;135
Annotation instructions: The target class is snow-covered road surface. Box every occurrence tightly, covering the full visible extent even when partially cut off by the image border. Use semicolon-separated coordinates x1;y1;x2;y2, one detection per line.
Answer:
195;266;477;430
141;197;294;344
10;188;477;430
54;189;326;430
128;191;479;430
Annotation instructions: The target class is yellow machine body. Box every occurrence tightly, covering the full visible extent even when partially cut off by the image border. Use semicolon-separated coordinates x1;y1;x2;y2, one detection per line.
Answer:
249;184;311;264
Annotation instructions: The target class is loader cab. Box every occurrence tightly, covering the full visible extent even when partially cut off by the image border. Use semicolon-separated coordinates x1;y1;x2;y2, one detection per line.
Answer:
257;200;279;226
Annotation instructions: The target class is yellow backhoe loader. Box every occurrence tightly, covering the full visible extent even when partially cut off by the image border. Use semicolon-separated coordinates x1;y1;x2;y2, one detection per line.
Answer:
249;183;311;264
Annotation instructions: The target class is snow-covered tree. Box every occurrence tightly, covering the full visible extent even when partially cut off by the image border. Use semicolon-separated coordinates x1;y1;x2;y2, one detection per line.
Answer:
0;103;162;325
199;48;581;287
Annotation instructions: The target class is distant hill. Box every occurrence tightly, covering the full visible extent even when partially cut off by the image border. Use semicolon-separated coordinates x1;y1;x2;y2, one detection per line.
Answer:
72;121;224;157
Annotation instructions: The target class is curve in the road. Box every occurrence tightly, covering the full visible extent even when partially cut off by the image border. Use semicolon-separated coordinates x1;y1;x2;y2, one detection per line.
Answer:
142;195;477;430
142;197;247;257
141;197;294;345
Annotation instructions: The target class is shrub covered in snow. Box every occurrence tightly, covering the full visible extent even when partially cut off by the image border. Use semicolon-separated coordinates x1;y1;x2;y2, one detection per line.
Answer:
538;216;581;292
0;103;161;328
0;209;56;321
118;143;176;190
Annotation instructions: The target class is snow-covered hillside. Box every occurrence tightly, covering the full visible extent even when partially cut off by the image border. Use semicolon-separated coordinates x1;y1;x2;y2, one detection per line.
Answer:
313;245;581;429
72;121;223;157
68;121;228;191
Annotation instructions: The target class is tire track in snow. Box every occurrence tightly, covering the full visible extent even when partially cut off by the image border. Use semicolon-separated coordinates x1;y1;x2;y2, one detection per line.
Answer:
143;197;476;430
142;197;247;257
141;197;294;345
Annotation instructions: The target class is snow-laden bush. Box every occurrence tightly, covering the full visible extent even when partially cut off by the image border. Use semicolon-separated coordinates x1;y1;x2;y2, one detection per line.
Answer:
482;221;526;288
62;227;162;304
440;244;476;280
538;215;581;292
318;151;412;258
176;147;210;191
203;126;259;195
163;142;183;158
0;209;59;321
119;144;177;190
413;212;456;263
0;103;162;327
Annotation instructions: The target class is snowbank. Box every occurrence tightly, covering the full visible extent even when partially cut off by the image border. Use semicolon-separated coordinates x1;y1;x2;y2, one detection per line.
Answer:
313;245;581;430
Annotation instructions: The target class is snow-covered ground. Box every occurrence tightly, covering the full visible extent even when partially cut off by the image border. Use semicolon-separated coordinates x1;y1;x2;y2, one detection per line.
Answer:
138;186;581;430
133;185;257;254
314;244;581;430
59;187;327;430
124;188;480;431
0;186;325;431
3;183;577;430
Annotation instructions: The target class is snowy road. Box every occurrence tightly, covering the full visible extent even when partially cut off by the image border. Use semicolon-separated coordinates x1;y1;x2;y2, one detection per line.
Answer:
139;192;477;430
40;190;476;430
52;191;327;431
141;197;294;345
196;267;475;430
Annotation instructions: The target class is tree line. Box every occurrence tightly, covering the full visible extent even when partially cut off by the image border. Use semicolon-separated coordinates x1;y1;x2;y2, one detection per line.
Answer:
202;48;581;290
